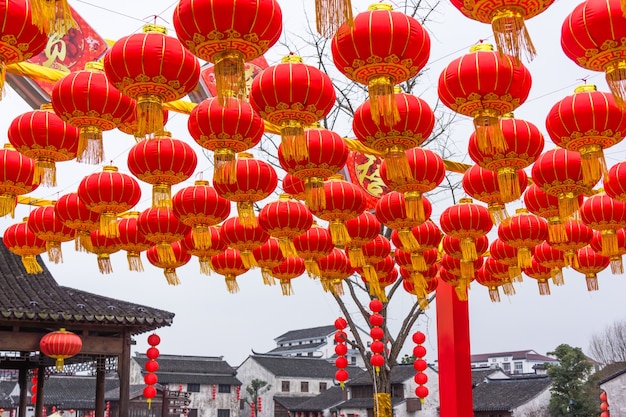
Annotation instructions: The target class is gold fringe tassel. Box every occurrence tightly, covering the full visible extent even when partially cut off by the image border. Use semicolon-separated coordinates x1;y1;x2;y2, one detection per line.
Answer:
491;7;536;63
579;145;607;186
164;268;181;286
22;255;43;274
460;261;475;280
240;250;258;269
192;225;211;250
280;120;308;161
397;230;419;252
304;259;321;279
586;274;599;291
551;268;565;286
0;194;16;218
497;167;521;203
214;149;237;185
502;281;516;296
455;281;469;301
610;256;624;275
34;159;56;187
460;238;478;262
280;280;294;296
489;286;501;303
99;213;119;238
261;268;275;285
278;238;298;258
213;50;247;106
363;265;386;302
601;230;619;257
622;0;626;18
315;0;353;38
411;253;427;272
488;202;510;226
321;278;333;292
548;219;567;244
97;255;113;274
305;177;326;211
75;232;93;253
199;258;212;276
606;61;626;108
137;94;165;138
517;247;532;268
509;265;522;283
405;192;426;223
30;0;76;35
418;296;430;310
537;280;551;295
237;201;257;228
558;193;580;222
76;126;104;165
472;109;506;153
348;247;365;268
225;275;240;293
331;280;345;296
329;221;351;246
384;147;412;183
46;241;63;264
152;184;172;208
127;252;144;272
368;75;399;127
156;242;176;265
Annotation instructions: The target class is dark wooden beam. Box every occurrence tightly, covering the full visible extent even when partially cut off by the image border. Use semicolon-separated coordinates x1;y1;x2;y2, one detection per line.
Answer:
0;331;124;354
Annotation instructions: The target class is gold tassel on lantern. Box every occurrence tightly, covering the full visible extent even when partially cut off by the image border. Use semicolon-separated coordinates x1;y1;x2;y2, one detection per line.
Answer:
548;217;567;244
397;229;419;252
454;281;469;301
509;265;522;283
152;184;172;208
0;193;17;218
0;61;6;98
564;250;578;269
156;242;176;265
497;167;521;203
374;392;392;417
305;177;326;212
163;268;181;286
304;259;321;279
280;120;308;161
410;253;427;272
76;126;104;165
488;286;501;303
331;279;345;296
405;192;426;223
411;273;427;299
99;213;119;238
368;75;400;127
237;201;258;228
34;159;57;187
348;247;365;268
192;225;211;251
30;0;76;35
622;1;626;18
75;232;93;253
240;250;258;269
491;7;536;64
198;258;212;276
605;60;626;108
315;0;353;38
473;108;506;154
46;241;63;264
363;265;386;302
418;296;430;310
137;94;165;138
460;237;478;262
488;202;510;226
97;254;113;274
213;50;247;106
329;220;351;246
278;237;298;258
517;247;532;268
21;255;43;274
460;261;475;281
601;229;619;258
213;149;237;185
320;278;333;292
225;275;240;293
558;193;581;222
551;268;565;286
127;252;144;272
501;281;516;296
537;279;551;296
579;144;607;186
384;146;412;183
261;269;275;285
610;255;624;275
585;273;599;291
280;279;294;296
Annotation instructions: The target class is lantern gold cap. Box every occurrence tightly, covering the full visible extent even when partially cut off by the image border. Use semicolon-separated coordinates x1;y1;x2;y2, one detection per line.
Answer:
194;180;210;186
40;103;54;112
368;3;393;11
103;165;118;172
85;61;104;72
282;54;303;64
124;211;140;218
279;194;292;201
328;174;345;181
501;112;514;119
143;24;168;35
155;131;172;138
3;143;14;150
516;208;529;215
469;43;494;53
238;152;253;159
459;198;473;204
574;84;597;94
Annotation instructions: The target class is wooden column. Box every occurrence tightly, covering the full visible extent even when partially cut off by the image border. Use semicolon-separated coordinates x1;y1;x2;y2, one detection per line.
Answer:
436;284;473;417
35;364;45;417
118;329;131;416
17;362;27;417
95;357;106;417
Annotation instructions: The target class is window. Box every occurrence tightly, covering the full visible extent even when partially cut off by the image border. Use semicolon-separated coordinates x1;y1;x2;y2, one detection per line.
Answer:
187;383;200;393
218;410;230;417
188;410;198;417
350;357;356;365
502;362;511;372
320;382;327;392
301;381;309;392
218;384;231;393
281;381;290;392
514;362;523;374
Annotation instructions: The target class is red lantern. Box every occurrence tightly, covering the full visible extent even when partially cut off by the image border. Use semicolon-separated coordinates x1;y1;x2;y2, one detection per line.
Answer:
439;198;493;262
606;161;626;202
441;253;484;285
292;223;335;279
27;206;75;264
443;235;489;261
211;248;250;293
117;213;152;272
345;211;383;268
498;208;548;269
213;153;277;227
88;229;121;275
489;238;521;282
534;241;567;286
574;246;610;291
51;62;134;164
415;385;429;401
591;229;626;275
469;114;544;201
146;241;191;285
546;84;626;185
317;248;352;295
138;207;191;266
475;266;504;303
282;174;307;201
548;219;594;267
252;238;284;285
173;0;282;104
561;0;626;106
258;194;313;258
55;192;100;253
127;132;198;207
332;4;430;126
449;0;554;62
354;92;435;182
189;98;264;184
278;126;349;211
580;194;626;259
271;257;306;296
143;385;157;406
39;328;82;370
438;43;531;153
8;104;80;187
3;219;46;274
483;257;515;297
391;221;442;254
144;373;158;386
78;165;142;238
181;227;227;276
117;102;168;140
147;333;160;347
524;257;553;295
220;216;270;269
335;369;349;384
376;192;432;252
395;248;438;274
249;54;336;161
0;144;38;218
103;24;200;137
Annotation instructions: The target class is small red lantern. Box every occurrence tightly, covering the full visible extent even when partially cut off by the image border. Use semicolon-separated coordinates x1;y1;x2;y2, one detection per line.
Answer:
482;257;515;297
0;144;38;218
8;104;80;187
534;241;567;286
271;257;306;296
580;194;626;259
250;54;336;161
55;192;100;253
27;206;75;264
88;230;121;275
438;43;531;153
103;24;200;137
489;238;521;282
498;208;548;269
439;198;493;262
39;328;82;370
138;207;191;265
181;227;227;276
252;238;284;285
211;248;250;293
317;248;352;295
293;224;335;279
127;132;198;207
117;213;152;272
146;241;191;286
332;4;430;126
574;246;610;291
78;165;141;238
51;62;134;164
3;219;46;274
220;216;270;269
258;195;313;258
475;266;504;303
173;0;282;104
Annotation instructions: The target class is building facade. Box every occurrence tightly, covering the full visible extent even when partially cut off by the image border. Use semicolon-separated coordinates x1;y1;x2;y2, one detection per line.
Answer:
470;350;558;374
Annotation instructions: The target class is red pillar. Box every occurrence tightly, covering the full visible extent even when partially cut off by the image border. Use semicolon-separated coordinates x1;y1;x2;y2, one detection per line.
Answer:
436;284;473;417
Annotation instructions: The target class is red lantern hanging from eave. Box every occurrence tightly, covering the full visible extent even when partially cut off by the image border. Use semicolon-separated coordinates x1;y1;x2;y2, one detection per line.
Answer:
332;3;430;127
103;24;200;137
220;216;270;269
292;223;335;279
574;246;610;291
353;92;435;182
0;0;48;94
3;219;46;274
8;104;80;187
78;165;142;238
51;62;135;164
449;0;554;63
137;207;191;266
534;241;568;286
561;0;626;107
252;237;284;286
591;229;626;275
181;227;228;277
258;194;313;258
271;257;306;296
88;230;121;275
54;192;100;253
213;152;278;227
0;144;38;218
498;208;548;269
375;191;433;252
146;241;192;286
317;248;352;295
189;97;264;184
173;0;282;104
27;206;75;264
462;164;528;225
439;198;493;263
523;257;553;295
211;248;250;293
379;148;444;222
117;213;152;272
531;148;597;221
39;328;82;370
278;126;349;211
548;219;594;268
580;193;626;259
127;132;198;208
172;180;231;250
438;43;532;153
546;84;626;185
344;211;382;269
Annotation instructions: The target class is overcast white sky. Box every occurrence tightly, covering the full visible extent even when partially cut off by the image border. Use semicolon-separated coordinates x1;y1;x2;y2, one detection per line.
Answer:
1;0;624;367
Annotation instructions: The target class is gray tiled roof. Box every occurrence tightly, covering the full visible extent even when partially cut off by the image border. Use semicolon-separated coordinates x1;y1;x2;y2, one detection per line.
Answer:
472;376;552;411
267;342;326;354
252;355;338;378
338;397;405;408
598;362;626;385
0;240;174;335
274;326;337;343
290;386;346;411
40;375;121;408
274;396;314;409
134;354;241;386
347;364;423;386
472;367;503;387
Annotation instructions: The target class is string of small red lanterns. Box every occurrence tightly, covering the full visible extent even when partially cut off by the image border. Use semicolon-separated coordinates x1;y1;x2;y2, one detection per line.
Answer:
412;331;428;404
334;317;349;388
368;300;385;373
143;333;161;409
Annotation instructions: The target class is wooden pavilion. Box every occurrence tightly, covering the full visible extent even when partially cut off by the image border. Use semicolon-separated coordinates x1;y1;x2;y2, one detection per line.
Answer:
0;239;175;417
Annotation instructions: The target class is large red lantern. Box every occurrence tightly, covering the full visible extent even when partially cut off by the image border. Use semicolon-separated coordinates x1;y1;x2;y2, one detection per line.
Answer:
561;0;626;106
88;230;121;275
213;153;277;227
498;208;548;268
27;206;75;264
188;98;264;184
138;207;191;265
353;92;435;182
249;54;336;161
39;328;82;370
604;161;626;203
345;211;382;268
3;219;46;274
317;248;352;295
127;132;198;207
468;114;544;201
546;84;626;185
173;0;282;104
252;238;284;285
146;241;191;286
51;62;134;164
8;104;80;187
220;216;270;269
271;257;306;296
439;198;492;262
523;257;553;295
258;195;313;258
292;223;335;278
375;191;432;252
78;165;141;238
332;4;430;126
181;226;227;276
580;194;626;259
55;192;100;253
103;24;200;137
438;43;532;153
117;213;152;272
574;246;610;291
591;229;626;275
0;144;38;218
211;248;250;293
278;126;349;211
449;0;554;63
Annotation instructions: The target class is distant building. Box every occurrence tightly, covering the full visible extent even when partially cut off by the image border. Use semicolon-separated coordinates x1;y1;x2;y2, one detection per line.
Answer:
470;350;558;374
598;362;626;417
472;374;553;417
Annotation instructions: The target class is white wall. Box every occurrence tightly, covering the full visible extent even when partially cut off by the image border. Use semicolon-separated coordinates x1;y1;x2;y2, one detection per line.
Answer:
602;374;626;417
